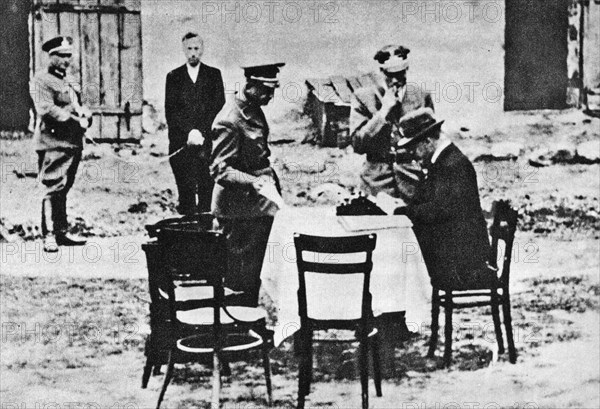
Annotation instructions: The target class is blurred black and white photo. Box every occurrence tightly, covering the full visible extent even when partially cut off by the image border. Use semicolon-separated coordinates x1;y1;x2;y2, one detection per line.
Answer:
1;1;599;408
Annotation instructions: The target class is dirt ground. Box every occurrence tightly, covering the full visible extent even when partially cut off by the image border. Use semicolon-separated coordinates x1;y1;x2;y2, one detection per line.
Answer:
1;106;599;408
2;1;600;406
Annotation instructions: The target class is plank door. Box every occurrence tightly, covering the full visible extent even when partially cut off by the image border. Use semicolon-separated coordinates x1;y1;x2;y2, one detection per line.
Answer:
31;0;143;141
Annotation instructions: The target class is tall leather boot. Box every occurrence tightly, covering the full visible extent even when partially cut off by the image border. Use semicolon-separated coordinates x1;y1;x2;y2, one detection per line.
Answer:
55;195;69;234
41;197;58;253
54;195;86;246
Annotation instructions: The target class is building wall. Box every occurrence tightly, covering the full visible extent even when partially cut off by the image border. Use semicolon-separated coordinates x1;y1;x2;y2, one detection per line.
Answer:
505;0;569;111
0;0;31;131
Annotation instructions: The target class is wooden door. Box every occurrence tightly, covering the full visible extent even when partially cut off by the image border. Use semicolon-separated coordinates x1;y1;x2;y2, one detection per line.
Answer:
31;0;143;141
504;0;569;110
583;0;600;91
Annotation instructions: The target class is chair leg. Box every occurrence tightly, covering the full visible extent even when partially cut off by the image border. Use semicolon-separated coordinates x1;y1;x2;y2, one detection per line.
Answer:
221;358;232;377
297;328;312;409
443;292;453;368
491;290;505;354
152;365;162;376
502;296;517;364
371;332;383;397
212;352;221;409
156;350;175;409
262;348;273;407
142;359;153;389
428;289;440;358
358;331;369;409
297;346;306;409
304;330;314;397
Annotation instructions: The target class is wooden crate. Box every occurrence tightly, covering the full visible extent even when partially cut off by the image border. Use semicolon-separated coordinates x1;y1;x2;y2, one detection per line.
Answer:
30;0;143;142
304;72;382;147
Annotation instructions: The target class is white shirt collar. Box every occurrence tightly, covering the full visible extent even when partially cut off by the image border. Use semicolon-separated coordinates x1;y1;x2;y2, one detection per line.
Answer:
186;63;200;83
431;139;452;164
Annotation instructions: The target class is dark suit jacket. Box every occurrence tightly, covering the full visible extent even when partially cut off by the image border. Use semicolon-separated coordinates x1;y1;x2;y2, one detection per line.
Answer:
406;143;492;290
165;63;225;154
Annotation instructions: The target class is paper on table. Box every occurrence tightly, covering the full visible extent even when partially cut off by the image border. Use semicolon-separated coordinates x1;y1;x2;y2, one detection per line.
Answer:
259;182;286;209
376;192;407;215
337;215;411;232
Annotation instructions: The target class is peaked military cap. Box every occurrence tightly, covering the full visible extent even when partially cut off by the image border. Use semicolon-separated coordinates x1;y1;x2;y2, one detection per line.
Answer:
396;107;445;148
242;62;285;88
374;44;410;73
42;36;74;55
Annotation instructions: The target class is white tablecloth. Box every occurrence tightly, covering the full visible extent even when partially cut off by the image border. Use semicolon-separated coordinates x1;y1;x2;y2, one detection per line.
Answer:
260;207;432;345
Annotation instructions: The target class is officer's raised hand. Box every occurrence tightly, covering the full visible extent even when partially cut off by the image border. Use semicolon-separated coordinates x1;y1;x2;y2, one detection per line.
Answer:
380;86;402;121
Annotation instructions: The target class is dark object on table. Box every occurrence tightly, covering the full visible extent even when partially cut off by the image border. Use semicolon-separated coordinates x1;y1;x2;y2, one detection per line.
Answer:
428;200;519;367
336;194;387;216
141;214;273;408
145;212;220;241
293;233;382;409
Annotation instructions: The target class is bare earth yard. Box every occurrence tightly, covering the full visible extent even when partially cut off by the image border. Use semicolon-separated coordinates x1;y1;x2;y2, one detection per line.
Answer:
1;107;599;408
2;1;600;406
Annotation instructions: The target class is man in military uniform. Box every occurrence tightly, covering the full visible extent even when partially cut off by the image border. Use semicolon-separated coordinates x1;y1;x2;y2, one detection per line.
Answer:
210;62;285;307
165;32;225;215
30;36;91;252
350;44;434;202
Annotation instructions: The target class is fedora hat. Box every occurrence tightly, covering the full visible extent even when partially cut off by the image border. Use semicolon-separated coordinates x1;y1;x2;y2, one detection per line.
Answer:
374;44;410;73
396;107;444;148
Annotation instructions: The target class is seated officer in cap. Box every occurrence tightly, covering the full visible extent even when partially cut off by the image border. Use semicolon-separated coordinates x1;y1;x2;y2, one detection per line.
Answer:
350;44;434;202
394;108;493;290
30;36;92;252
210;62;285;307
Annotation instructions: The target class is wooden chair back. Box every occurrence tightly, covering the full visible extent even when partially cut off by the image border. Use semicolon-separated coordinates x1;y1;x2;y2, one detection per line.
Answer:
293;233;377;327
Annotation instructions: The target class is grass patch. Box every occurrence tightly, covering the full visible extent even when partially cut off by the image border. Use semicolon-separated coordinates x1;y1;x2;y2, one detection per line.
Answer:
515;275;600;313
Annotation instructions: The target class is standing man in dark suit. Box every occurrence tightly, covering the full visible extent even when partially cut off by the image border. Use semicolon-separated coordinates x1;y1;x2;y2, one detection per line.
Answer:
394;108;493;290
350;44;434;202
165;32;225;215
30;36;91;252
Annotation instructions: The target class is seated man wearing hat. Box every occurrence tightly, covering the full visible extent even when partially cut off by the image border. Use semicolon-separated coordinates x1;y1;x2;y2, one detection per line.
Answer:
350;44;434;202
394;108;493;290
210;62;285;307
30;36;92;252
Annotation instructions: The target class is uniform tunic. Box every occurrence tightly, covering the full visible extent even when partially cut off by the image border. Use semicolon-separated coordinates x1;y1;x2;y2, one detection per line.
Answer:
350;83;434;202
30;67;86;235
210;93;280;306
31;67;85;151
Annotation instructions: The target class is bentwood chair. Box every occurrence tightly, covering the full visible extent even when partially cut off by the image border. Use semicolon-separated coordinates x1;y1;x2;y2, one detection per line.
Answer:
141;213;219;388
142;221;273;409
293;233;383;409
428;200;519;367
